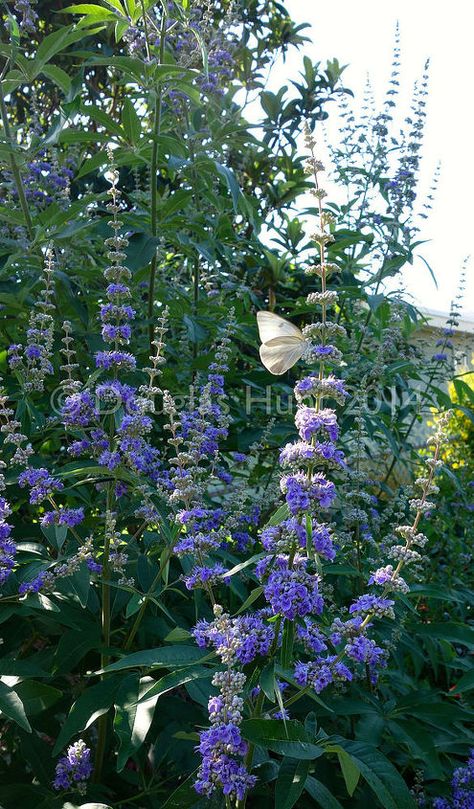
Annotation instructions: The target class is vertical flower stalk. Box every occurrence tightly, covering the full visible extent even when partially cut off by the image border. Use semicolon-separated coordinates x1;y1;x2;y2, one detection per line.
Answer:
234;129;351;807
193;606;271;802
0;460;16;586
53;740;92;793
8;246;56;392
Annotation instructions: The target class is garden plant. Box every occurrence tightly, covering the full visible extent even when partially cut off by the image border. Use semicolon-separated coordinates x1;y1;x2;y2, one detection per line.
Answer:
0;2;473;809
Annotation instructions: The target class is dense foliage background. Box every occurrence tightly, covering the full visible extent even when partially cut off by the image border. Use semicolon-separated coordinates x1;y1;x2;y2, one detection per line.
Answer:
0;2;473;808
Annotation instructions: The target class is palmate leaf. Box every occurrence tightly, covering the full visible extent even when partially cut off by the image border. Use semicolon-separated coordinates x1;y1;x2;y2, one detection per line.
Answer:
136;665;212;703
161;770;205;808
53;677;123;753
0;681;31;732
336;740;417;809
240;719;325;760
101;645;212;673
275;758;310;809
14;681;62;716
62;4;119;21
304;776;345;809
114;674;159;771
416;622;474;649
327;745;361;796
122;98;141;145
453;669;474;693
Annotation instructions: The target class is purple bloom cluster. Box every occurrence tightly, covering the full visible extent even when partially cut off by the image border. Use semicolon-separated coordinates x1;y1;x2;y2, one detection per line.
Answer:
0;497;16;585
281;472;336;514
13;0;38;33
53;739;92;792
297;619;328;654
294;374;348;404
193;610;273;665
294;656;352;694
62;380;163;489
94;170;135;372
295;406;339;442
19;570;48;595
256;555;323;621
260;518;306;553
349;594;395;619
279;439;345;469
193;607;258;800
433;749;474;809
8;249;55;392
184;563;230;590
164;6;235;98
195;735;257;801
41;508;85;528
61;391;98;427
18;467;64;504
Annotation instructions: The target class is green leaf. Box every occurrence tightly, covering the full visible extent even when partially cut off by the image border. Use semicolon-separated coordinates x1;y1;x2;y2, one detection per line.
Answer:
0;682;31;731
234;586;263;615
265;503;290;527
241;719;324;760
333;747;361;796
161;770;203;808
275;758;310;809
453;669;474;693
41;64;72;95
222;553;265;579
280;620;295;669
212;160;241;212
59;562;91;607
122;98;141;144
14;681;62;716
0;659;48;677
114;675;159;771
260;662;276;702
305;776;345;809
62;4;117;20
164;627;191;643
33;25;92;73
416;622;474;649
101;645;211;673
125;233;160;271
54;626;101;674
338;741;416;809
53;677;122;753
136;666;211;703
17;730;53;785
41;523;68;551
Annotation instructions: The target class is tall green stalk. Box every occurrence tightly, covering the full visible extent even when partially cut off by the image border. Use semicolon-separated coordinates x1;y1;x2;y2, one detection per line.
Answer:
147;10;167;353
0;80;36;245
93;486;113;782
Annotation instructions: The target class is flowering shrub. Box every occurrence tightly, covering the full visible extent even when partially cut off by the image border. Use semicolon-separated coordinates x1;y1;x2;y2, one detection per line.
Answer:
0;3;473;809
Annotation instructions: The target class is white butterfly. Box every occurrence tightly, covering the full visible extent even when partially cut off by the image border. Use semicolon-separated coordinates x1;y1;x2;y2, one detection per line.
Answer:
257;311;306;375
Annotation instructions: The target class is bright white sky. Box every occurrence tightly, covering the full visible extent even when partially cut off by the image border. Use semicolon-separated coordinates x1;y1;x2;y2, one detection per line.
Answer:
267;0;474;318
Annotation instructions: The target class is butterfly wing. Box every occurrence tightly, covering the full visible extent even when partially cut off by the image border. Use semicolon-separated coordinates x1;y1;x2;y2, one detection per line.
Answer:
259;336;306;375
257;310;303;343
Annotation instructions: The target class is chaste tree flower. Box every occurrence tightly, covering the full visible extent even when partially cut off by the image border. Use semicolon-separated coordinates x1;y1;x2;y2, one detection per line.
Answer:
53;739;92;793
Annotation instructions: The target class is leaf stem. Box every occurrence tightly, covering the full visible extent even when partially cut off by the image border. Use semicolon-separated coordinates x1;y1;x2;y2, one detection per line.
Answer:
123;542;174;650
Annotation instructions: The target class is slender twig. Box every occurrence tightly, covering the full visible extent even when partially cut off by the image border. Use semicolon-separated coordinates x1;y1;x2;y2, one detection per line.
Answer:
0;79;36;245
123;541;175;650
93;486;113;782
